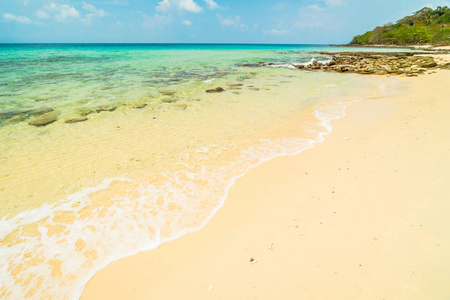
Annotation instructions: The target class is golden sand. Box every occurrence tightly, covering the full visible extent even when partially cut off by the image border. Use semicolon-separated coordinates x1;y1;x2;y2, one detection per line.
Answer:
81;64;450;299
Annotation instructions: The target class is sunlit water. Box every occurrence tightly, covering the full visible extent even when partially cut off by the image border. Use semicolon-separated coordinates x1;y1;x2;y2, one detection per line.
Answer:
0;44;410;299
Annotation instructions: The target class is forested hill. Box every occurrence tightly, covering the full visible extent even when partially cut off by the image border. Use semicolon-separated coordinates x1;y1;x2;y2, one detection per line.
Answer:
349;6;450;45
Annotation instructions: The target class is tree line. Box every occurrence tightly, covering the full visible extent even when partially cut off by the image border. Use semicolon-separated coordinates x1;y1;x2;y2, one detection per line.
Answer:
349;6;450;45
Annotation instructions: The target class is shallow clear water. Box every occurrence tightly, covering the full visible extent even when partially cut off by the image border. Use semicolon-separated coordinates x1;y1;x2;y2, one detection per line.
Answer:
0;44;409;299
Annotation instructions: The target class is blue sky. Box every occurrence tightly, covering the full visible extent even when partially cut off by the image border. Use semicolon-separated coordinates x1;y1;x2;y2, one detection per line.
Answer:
1;0;450;43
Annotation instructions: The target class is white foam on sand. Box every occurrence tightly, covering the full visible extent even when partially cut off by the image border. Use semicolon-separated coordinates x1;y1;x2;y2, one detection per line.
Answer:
0;98;355;300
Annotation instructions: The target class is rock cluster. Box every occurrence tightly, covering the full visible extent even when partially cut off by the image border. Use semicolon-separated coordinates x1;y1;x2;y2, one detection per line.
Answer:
28;112;58;127
297;52;439;76
0;107;54;123
242;52;445;76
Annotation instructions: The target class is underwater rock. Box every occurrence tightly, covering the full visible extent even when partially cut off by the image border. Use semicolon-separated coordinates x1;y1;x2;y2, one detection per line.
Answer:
95;105;117;113
128;103;147;109
206;87;224;93
28;112;58;126
64;117;88;124
75;107;94;116
160;90;176;96
0;107;54;121
161;98;177;103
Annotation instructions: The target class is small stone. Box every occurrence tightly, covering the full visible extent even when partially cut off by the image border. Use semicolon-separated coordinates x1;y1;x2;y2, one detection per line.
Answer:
128;103;147;109
206;87;225;93
160;90;176;96
250;258;256;264
64;117;88;124
161;98;177;103
421;61;437;68
28;112;57;127
249;87;260;91
95;105;117;113
75;107;94;116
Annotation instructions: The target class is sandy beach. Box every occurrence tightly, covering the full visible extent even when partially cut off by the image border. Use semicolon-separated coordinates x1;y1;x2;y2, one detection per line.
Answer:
80;59;450;299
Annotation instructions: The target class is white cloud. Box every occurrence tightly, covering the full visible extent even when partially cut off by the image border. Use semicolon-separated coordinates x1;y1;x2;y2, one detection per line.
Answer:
142;14;171;28
82;1;107;23
3;12;32;24
83;2;106;16
44;3;80;22
307;4;326;11
182;20;192;26
264;29;289;35
35;10;50;19
156;0;202;13
216;14;247;30
156;0;171;12
203;0;219;10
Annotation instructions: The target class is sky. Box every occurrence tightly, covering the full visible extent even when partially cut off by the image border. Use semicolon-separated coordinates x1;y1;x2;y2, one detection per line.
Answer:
1;0;450;43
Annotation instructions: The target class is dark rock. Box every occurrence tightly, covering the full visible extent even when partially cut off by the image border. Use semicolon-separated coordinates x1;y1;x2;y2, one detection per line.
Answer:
421;61;437;68
440;62;450;70
128;103;147;109
161;98;177;103
206;87;225;93
95;105;117;113
75;107;94;116
0;107;54;121
28;107;54;117
64;117;88;124
28;113;57;126
160;90;176;96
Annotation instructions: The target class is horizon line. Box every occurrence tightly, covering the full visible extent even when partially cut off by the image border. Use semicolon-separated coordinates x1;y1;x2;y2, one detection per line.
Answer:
0;42;341;45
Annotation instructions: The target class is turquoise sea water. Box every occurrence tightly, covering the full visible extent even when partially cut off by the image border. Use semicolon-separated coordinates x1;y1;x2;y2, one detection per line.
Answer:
0;43;415;121
0;44;409;299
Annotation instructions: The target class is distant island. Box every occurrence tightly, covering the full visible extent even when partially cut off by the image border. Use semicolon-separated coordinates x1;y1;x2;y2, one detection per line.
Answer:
349;6;450;45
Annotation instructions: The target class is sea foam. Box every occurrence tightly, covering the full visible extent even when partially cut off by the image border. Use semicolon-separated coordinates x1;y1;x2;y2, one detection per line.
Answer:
0;99;350;300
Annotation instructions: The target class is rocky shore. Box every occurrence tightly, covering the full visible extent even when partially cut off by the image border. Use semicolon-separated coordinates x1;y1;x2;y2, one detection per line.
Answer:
244;51;450;77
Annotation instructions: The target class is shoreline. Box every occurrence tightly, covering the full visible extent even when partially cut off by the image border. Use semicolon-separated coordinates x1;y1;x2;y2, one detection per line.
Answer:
329;44;450;52
81;62;450;298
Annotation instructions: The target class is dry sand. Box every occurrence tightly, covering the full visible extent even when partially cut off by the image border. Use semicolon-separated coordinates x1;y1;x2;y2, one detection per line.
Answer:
81;68;450;300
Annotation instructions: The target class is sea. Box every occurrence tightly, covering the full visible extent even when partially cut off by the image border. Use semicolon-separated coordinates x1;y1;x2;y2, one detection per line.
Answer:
0;44;412;299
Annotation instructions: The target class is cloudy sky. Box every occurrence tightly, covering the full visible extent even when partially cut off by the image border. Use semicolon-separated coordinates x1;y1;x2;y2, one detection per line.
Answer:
1;0;449;43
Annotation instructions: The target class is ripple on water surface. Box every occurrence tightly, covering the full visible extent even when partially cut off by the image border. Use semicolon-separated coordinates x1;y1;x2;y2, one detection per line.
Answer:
0;44;407;299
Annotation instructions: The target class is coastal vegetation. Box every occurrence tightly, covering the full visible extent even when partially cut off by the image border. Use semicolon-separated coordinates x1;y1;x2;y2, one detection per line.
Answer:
349;6;450;45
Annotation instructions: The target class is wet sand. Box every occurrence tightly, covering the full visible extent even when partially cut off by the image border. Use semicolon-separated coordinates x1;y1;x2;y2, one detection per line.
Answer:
80;66;450;299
